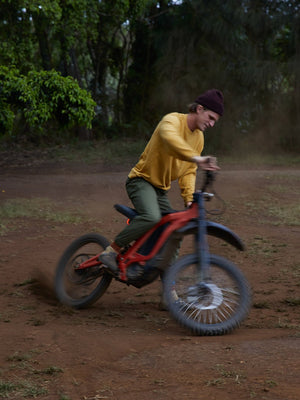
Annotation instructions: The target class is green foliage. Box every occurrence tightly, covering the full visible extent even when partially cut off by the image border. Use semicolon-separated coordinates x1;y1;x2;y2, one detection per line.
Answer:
24;0;62;17
0;0;299;151
125;0;300;152
0;66;96;137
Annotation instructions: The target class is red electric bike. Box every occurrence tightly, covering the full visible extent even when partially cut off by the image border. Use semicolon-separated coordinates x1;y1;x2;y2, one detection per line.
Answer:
55;171;251;335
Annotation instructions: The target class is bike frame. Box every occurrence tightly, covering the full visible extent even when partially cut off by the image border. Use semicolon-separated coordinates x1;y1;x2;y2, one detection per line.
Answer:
76;190;213;282
55;170;250;335
117;203;198;280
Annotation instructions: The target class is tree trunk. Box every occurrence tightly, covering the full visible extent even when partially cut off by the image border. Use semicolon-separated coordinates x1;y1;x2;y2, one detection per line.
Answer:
32;14;52;71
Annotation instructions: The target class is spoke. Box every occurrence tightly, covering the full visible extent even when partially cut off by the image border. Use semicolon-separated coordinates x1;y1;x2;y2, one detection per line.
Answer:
173;261;244;326
223;293;239;303
217;308;228;321
194;308;204;321
223;302;236;314
222;287;240;295
221;305;235;317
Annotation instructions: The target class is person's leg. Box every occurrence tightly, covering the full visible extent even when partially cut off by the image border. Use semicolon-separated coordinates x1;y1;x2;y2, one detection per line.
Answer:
156;187;173;214
114;178;164;247
100;178;163;273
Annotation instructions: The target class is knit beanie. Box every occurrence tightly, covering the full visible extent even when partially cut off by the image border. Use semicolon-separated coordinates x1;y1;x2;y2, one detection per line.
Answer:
195;89;224;116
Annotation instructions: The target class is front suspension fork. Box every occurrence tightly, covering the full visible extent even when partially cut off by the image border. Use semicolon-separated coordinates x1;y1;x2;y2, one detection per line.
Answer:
194;192;210;281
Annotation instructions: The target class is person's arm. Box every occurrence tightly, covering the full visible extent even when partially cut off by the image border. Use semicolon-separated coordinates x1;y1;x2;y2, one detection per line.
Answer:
183;156;220;207
178;166;197;207
159;116;199;161
191;155;220;171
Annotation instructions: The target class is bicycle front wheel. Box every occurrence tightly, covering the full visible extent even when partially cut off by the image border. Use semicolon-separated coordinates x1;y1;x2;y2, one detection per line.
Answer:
163;254;251;336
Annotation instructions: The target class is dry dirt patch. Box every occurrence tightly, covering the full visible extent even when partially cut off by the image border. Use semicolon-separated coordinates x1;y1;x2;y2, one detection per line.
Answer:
0;163;299;400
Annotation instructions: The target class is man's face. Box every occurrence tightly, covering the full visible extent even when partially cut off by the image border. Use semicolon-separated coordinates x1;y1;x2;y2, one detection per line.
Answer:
196;105;220;131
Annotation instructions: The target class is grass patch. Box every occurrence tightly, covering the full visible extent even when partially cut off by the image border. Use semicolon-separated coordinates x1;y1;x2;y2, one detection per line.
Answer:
206;364;246;387
206;378;225;387
283;298;300;307
244;195;300;226
275;318;300;329
267;182;300;195
0;198;82;223
2;140;300;167
216;364;246;381
7;351;33;363
248;236;287;258
0;380;18;396
30;138;146;165
268;203;300;226
2;350;64;398
34;366;64;375
0;379;48;398
0;197;82;235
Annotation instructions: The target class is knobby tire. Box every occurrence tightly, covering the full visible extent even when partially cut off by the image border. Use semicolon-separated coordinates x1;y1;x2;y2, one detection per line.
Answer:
163;254;251;336
55;233;112;308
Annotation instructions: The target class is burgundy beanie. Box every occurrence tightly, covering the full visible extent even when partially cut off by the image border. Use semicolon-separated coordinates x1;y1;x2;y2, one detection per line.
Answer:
195;89;224;116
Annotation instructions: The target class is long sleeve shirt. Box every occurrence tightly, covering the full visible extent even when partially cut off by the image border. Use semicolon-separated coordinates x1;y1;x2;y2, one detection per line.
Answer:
128;112;204;204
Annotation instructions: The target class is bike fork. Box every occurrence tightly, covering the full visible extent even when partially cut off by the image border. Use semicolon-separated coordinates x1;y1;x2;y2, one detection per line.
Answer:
194;192;210;281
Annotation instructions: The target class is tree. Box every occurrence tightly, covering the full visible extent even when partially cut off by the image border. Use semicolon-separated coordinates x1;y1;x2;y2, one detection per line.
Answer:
0;0;299;152
123;0;300;152
0;67;96;139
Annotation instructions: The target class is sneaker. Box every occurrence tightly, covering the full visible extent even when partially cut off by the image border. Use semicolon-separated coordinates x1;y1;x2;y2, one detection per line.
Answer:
158;289;179;311
99;247;119;275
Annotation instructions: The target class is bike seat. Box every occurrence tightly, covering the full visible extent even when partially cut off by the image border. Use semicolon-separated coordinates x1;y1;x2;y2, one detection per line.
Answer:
114;204;137;219
114;204;177;219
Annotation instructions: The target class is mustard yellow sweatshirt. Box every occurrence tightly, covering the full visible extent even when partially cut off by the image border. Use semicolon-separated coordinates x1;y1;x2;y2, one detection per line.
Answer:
128;113;204;204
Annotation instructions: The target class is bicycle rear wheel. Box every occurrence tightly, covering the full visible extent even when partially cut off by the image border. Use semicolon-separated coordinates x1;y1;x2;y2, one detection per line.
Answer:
55;233;112;308
163;254;251;335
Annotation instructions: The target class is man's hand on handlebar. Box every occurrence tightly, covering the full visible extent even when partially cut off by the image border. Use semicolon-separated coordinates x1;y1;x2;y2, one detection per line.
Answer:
191;156;220;171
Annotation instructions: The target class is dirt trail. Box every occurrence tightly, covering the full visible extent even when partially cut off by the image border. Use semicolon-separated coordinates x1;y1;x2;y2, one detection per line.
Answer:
0;163;299;399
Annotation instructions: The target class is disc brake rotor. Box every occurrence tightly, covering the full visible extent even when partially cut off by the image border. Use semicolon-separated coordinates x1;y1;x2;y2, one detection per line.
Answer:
186;283;223;310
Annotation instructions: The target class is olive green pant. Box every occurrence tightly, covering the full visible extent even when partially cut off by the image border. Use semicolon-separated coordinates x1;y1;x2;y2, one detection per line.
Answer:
114;177;172;248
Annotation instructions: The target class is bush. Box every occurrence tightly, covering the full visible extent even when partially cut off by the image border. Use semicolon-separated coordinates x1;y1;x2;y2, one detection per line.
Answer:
0;67;96;140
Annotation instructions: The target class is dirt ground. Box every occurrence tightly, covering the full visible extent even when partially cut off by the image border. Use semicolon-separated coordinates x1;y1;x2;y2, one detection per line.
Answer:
0;158;299;400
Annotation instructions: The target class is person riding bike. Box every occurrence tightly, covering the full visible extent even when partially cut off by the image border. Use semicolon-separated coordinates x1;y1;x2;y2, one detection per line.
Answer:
99;89;224;274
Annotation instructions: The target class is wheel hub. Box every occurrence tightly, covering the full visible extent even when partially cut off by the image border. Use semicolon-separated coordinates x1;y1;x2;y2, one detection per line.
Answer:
186;283;223;310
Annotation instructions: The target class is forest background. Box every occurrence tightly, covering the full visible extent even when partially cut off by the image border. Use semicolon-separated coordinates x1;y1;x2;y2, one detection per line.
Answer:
0;0;299;157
